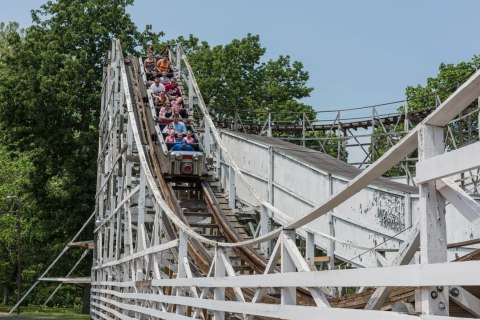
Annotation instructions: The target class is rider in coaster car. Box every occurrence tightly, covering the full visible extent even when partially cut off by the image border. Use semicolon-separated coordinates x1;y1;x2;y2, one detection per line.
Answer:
171;140;193;151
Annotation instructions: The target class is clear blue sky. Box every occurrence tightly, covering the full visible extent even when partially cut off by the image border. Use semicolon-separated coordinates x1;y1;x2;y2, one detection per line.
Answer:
1;0;480;115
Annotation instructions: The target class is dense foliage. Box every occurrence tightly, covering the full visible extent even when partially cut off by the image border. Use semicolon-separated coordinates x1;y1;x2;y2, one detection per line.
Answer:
372;55;480;177
0;0;163;307
175;34;314;123
405;55;480;112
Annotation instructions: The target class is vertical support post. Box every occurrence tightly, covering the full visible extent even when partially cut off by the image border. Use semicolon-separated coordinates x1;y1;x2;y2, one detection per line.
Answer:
260;206;271;256
477;97;480;139
267;112;272;138
204;118;211;156
404;100;409;132
281;230;296;305
418;124;448;316
337;111;341;159
175;43;180;72
215;147;221;181
371;107;376;163
404;193;412;229
302;112;306;147
228;166;236;212
188;75;193;118
261;147;274;256
214;247;225;320
326;173;335;270
233;110;239;132
176;231;188;315
305;231;315;264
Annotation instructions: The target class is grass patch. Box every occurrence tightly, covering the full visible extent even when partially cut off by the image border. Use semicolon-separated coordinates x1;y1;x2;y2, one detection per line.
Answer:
0;306;89;319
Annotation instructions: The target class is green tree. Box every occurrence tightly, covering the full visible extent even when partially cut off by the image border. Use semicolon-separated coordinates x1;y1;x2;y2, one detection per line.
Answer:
177;34;314;122
371;55;480;177
406;55;480;112
0;0;163;306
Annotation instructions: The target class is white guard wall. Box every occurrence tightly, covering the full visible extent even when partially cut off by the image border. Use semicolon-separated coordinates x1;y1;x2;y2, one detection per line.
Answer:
221;131;480;267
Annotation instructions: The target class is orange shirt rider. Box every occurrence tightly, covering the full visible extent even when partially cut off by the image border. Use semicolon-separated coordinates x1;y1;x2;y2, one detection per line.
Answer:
156;56;171;74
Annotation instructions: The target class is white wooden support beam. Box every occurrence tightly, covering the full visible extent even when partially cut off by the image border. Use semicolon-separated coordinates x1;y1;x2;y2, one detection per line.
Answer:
176;231;188;316
260;206;272;256
436;178;480;225
219;250;245;303
182;258;202;302
98;260;480;289
246;236;282;320
188;74;193;114
261;147;274;256
375;251;389;267
228;166;236;213
94;286;480;320
405;193;412;228
175;43;181;72
191;262;215;320
282;231;330;307
449;286;480;317
213;247;225;320
418;124;448;316
215;147;221;181
183;260;206;320
326;173;335;271
204;118;211;156
137;167;147;245
416;141;480;184
365;224;420;310
281;230;297;306
305;231;315;264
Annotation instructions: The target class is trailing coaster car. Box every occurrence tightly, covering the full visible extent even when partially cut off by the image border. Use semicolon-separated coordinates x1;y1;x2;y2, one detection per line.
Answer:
168;149;204;176
159;119;206;178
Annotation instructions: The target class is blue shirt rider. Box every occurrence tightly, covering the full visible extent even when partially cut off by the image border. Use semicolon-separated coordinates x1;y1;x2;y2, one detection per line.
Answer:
171;140;193;151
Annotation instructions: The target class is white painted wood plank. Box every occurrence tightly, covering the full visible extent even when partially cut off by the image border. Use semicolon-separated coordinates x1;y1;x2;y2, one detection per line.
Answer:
93;239;178;269
437;178;480;225
92;294;192;320
449;287;480;317
375;252;389;267
92;287;479;320
416;141;480;184
95;260;480;288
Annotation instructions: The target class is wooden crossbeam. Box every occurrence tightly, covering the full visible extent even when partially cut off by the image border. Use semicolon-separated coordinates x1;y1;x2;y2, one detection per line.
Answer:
450;287;480;317
416;141;480;184
437;178;480;225
40;277;91;284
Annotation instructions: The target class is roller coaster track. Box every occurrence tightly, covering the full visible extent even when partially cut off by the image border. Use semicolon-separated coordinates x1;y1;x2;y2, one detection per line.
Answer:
88;39;480;319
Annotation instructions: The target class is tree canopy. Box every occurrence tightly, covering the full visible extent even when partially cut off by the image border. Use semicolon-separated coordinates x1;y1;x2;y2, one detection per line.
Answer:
0;0;163;306
176;34;315;123
405;55;480;111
